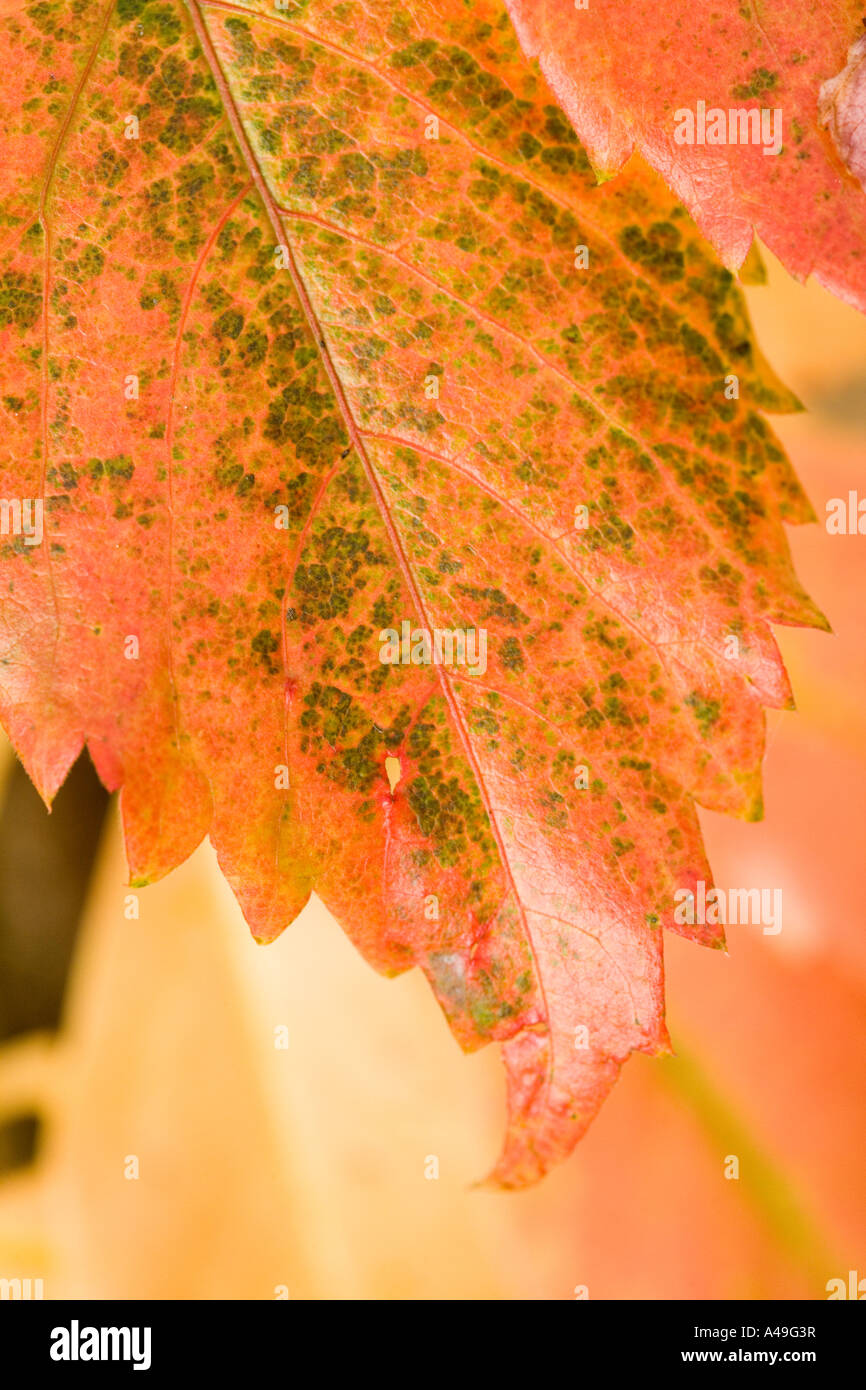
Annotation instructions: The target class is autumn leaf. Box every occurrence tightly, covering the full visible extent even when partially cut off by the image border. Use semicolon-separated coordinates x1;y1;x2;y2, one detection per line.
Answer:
0;0;826;1185
819;33;866;192
505;0;866;313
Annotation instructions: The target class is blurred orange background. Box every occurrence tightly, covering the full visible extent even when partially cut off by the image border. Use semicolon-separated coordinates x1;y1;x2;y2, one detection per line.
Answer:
0;213;864;1301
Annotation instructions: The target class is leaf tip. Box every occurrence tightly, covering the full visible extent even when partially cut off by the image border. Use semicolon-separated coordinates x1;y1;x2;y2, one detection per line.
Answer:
251;926;287;947
737;239;767;286
745;794;764;823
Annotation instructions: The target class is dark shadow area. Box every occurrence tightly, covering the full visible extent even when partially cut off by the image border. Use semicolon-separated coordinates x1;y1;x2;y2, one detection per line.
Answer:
0;752;110;1171
0;1114;40;1174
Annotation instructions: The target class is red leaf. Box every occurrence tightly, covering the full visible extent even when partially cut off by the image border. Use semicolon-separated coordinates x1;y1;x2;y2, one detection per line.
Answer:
506;0;866;312
0;0;826;1184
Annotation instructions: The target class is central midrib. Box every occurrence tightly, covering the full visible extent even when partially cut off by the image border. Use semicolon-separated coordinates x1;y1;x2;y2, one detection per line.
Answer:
182;0;557;1090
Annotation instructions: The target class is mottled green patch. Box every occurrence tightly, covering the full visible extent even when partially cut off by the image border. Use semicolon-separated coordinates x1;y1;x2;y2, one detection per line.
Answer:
500;635;525;672
0;271;41;332
620;222;685;283
213;308;244;339
731;67;779;101
390;38;438;69
685;692;722;737
295;525;386;624
457;585;529;627
88;455;135;483
94;148;129;189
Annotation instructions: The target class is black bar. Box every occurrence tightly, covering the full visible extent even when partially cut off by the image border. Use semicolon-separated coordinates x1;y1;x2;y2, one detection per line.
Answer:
0;1298;860;1374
